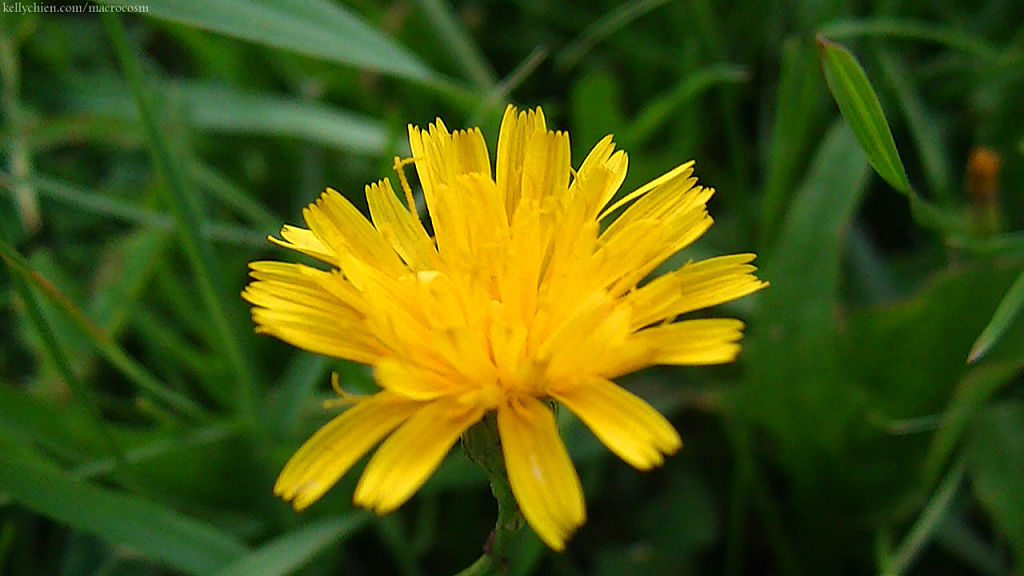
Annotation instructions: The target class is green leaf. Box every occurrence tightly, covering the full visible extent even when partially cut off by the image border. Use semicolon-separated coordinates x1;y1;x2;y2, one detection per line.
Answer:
817;36;911;194
556;0;672;71
64;75;389;155
817;17;1006;62
737;121;870;479
570;68;625;154
102;13;257;428
0;237;206;419
761;37;830;249
620;63;749;150
875;50;953;204
922;361;1022;492
100;0;440;84
0;380;107;464
968;268;1024;363
213;515;368;576
967;403;1024;567
411;0;496;90
0;452;249;576
881;460;965;576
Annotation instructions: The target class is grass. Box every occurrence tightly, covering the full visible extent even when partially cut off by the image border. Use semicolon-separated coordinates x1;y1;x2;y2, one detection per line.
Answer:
1;1;1023;575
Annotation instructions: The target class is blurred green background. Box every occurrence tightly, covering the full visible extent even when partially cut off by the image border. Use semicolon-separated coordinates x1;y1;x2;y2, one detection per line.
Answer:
1;1;1023;575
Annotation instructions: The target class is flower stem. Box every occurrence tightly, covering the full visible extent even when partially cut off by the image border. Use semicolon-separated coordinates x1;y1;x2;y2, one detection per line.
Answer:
460;413;525;576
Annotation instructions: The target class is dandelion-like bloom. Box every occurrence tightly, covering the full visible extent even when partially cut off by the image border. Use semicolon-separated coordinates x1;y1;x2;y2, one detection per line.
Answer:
243;105;766;550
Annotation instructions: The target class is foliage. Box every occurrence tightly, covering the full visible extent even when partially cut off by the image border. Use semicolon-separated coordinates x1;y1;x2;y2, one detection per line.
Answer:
1;1;1023;575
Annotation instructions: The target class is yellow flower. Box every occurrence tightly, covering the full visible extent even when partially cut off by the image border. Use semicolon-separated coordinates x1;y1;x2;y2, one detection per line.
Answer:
243;105;766;550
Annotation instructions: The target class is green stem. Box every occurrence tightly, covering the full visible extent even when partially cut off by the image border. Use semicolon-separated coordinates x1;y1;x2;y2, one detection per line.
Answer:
460;414;525;576
0;16;39;234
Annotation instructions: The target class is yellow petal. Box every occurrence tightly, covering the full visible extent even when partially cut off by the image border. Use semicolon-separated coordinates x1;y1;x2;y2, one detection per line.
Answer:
354;400;484;513
497;396;585;551
303;188;406;277
496;106;570;222
274;392;420;510
626;254;767;329
373;358;472;401
365;179;437;270
243;262;384;364
598;160;695;221
431;174;509;270
269;225;338;265
408;119;491;222
598;176;715;290
570;134;628;219
551;376;681;470
536;293;630;384
627;318;746;369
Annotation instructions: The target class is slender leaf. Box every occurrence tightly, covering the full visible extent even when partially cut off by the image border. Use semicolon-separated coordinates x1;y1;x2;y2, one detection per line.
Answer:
412;0;496;90
817;36;911;194
921;361;1021;491
818;17;1009;63
64;75;389;155
0;237;206;419
876;50;953;204
0;370;108;463
620;64;749;149
738;121;870;482
557;0;671;71
102;13;257;427
214;515;368;576
881;460;965;576
100;0;440;84
967;404;1024;567
1;255;134;482
968;268;1024;363
0;452;249;576
0;171;269;248
761;37;829;249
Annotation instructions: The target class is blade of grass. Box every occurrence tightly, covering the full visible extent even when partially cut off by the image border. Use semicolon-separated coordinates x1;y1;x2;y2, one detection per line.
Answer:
89;229;171;336
817;36;910;194
213;514;369;576
818;17;1010;63
0;16;39;235
0;238;206;419
876;50;953;204
0;451;249;576
556;0;671;71
100;0;439;85
173;81;388;155
269;353;330;438
880;459;965;576
188;161;282;233
968;269;1024;363
64;75;390;156
817;37;965;236
1;264;135;484
102;13;257;429
921;361;1021;491
412;0;496;91
0;172;269;248
619;63;749;149
740;121;870;482
469;46;548;127
72;420;242;480
761;37;829;250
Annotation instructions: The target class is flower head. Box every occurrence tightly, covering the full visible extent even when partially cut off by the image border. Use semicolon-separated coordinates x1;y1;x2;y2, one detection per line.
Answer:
243;105;766;550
